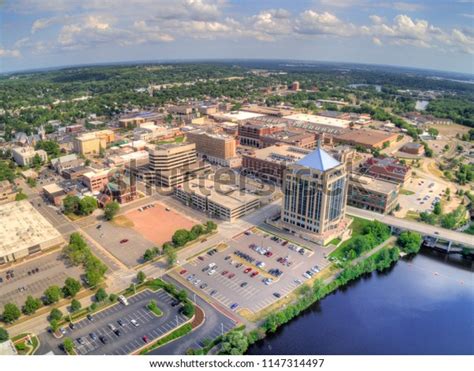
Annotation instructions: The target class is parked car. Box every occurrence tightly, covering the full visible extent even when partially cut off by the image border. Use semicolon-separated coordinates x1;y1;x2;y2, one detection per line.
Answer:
119;239;129;244
131;319;139;327
230;303;239;311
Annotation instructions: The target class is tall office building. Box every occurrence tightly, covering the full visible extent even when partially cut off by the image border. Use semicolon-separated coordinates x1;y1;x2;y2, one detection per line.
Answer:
280;143;350;245
146;142;211;187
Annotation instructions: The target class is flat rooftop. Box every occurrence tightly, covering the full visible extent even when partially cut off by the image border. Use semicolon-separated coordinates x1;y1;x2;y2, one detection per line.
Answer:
218;111;266;121
0;200;63;257
247;144;311;164
181;178;260;209
336;129;397;146
283;113;351;129
350;174;399;194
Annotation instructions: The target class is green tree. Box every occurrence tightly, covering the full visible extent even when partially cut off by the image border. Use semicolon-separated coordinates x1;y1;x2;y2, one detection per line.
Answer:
78;196;97;216
441;214;457;229
2;303;21;323
35;140;61;158
95;288;107;302
220;330;249;355
43;286;62;305
49;308;63;322
427;127;439;137
433;202;442;215
164;244;177;267
63;232;91;266
49;319;60;333
63;338;74;354
419;211;437;225
22;296;41;315
63;195;80;215
63;277;81;297
0;327;9;343
104;201;120;220
177;290;187;302
70;299;81;313
136;271;146;284
397;231;422;254
172;229;191;246
181;301;195;317
15;191;28;201
205;220;217;233
31;153;43;169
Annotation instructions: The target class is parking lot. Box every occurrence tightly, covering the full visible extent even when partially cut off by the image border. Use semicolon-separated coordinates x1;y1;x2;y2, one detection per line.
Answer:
0;251;83;307
398;177;446;214
177;228;331;313
38;289;188;355
83;218;155;267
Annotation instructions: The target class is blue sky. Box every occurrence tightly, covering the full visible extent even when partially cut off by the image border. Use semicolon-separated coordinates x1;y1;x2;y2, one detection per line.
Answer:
0;0;473;73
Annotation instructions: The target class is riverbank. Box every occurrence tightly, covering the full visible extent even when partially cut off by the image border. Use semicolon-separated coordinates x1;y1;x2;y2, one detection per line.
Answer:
248;247;473;355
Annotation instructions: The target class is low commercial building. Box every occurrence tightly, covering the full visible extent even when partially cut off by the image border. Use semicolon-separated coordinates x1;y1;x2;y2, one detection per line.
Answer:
348;174;400;214
261;130;316;149
175;178;261;221
42;183;67;206
359;157;411;185
133;123;178;142
73;130;115;155
0;180;17;205
0;200;64;264
12;147;48;167
400;142;425;155
102;178;137;204
283;113;351;130
50;154;85;174
334;129;398;150
238;121;285;148
186;130;239;167
81;169;110;193
242;144;311;185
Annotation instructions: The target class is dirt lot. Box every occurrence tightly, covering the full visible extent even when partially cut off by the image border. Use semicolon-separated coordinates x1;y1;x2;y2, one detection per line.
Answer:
125;202;197;245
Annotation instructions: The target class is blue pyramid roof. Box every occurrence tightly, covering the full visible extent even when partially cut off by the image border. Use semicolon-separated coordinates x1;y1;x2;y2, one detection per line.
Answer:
295;146;340;171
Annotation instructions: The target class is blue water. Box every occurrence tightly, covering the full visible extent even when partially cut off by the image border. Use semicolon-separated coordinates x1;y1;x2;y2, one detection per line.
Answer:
248;249;474;355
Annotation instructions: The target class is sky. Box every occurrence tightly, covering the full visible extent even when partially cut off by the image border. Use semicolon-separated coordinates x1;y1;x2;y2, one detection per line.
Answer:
0;0;473;74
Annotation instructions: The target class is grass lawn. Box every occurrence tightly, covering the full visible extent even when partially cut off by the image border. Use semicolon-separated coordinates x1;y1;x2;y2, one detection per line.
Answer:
326;237;341;246
147;301;163;317
400;189;415;196
404;210;420;221
329;217;370;259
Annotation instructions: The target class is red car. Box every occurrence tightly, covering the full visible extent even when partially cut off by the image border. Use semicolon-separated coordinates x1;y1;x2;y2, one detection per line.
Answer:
221;270;228;276
265;252;273;257
244;267;252;274
250;271;259;277
198;256;204;261
119;239;129;244
228;273;235;279
179;269;187;275
142;335;148;343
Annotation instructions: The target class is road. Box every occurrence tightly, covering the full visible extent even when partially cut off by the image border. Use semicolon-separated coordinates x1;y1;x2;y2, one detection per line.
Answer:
347;206;474;248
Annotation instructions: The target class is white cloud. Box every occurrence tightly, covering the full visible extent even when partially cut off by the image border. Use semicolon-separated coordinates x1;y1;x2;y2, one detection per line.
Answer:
0;47;21;58
372;37;383;46
295;10;358;37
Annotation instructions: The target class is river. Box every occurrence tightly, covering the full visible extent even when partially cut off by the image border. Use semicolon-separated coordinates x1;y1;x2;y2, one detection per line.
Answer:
247;248;474;355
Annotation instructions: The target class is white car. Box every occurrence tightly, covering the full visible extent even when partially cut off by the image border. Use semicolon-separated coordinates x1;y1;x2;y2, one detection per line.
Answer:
130;319;139;327
208;269;216;276
303;272;311;279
